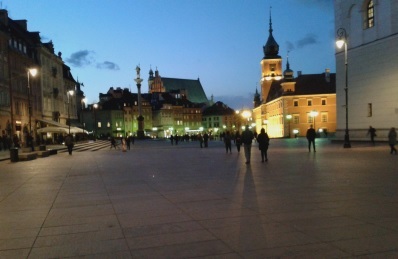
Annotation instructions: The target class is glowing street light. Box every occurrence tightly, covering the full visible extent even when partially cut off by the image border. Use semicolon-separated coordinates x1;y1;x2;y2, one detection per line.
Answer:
286;114;292;138
67;90;74;134
27;68;38;134
336;27;351;148
310;110;319;131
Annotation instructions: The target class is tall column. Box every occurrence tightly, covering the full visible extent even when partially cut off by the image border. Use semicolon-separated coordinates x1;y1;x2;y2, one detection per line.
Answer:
134;66;144;138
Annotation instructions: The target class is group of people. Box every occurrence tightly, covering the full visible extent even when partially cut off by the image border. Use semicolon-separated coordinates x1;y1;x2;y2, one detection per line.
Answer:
223;126;270;164
110;135;135;151
222;124;398;165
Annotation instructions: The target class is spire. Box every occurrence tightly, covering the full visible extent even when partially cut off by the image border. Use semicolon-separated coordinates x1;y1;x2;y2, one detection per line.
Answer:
253;84;261;108
263;6;280;59
269;6;273;36
283;51;294;80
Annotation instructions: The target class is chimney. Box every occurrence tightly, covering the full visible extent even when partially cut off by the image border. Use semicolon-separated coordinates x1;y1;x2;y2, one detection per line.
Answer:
325;68;330;82
0;10;8;26
297;71;302;77
15;19;28;30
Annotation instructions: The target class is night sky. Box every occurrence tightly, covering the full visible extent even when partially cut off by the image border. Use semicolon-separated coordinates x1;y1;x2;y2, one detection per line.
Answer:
4;0;335;109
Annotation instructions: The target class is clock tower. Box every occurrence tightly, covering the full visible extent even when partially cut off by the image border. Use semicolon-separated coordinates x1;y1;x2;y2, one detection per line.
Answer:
260;9;282;102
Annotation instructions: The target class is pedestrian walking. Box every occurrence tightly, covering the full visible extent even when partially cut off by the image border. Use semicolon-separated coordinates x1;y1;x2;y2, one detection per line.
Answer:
198;133;203;148
224;131;232;153
110;137;117;149
367;126;377;145
235;131;242;153
121;137;127;152
13;134;20;148
27;133;34;151
65;134;74;155
256;128;270;162
306;124;316;152
126;135;131;150
241;126;254;164
388;127;397;155
170;135;174;145
203;132;209;148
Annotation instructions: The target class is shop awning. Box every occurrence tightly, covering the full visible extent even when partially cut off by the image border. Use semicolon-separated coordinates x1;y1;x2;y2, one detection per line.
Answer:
37;126;87;134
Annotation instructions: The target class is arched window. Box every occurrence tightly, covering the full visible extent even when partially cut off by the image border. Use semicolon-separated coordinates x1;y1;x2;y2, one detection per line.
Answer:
366;0;374;28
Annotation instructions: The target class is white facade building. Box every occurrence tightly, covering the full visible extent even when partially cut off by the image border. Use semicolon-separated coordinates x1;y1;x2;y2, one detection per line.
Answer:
334;0;398;140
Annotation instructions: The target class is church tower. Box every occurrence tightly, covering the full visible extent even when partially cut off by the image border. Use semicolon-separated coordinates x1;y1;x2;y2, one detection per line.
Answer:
148;68;165;93
260;8;282;102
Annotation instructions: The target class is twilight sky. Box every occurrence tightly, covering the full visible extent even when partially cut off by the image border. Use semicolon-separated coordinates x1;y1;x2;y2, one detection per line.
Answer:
4;0;335;109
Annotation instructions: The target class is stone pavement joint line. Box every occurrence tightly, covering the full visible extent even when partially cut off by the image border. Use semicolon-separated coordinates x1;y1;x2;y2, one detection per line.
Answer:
0;138;398;258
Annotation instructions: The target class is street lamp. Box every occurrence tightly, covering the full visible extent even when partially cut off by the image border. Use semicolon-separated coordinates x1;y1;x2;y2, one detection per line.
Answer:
286;114;292;138
241;110;252;125
27;68;38;135
310;110;318;131
93;103;98;140
336;28;351;148
134;65;145;138
263;119;268;132
81;98;86;135
67;90;74;134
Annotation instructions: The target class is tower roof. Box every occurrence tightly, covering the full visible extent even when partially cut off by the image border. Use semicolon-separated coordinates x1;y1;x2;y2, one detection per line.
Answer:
263;8;280;59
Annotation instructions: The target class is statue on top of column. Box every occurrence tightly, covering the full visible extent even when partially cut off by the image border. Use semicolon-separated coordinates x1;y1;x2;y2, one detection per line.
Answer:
135;65;141;79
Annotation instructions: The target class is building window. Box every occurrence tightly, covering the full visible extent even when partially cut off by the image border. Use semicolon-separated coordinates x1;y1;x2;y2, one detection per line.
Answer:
368;103;372;117
293;100;298;107
307;100;312;106
366;0;374;28
321;113;328;123
307;114;313;124
293;115;299;124
321;99;327;105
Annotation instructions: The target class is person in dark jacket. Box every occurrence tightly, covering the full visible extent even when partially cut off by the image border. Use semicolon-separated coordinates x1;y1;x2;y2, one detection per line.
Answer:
306;125;316;152
388;127;397;155
367;126;377;145
241;126;254;164
256;128;270;162
235;131;242;153
65;134;74;155
224;131;232;153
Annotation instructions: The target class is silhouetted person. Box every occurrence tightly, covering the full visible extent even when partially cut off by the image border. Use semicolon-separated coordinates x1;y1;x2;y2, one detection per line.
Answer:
126;135;131;150
235;131;242;153
197;133;203;148
241;126;254;164
368;126;376;145
256;128;270;162
65;134;74;155
203;132;209;148
13;134;20;148
224;131;232;153
388;127;397;155
306;125;316;152
110;137;117;149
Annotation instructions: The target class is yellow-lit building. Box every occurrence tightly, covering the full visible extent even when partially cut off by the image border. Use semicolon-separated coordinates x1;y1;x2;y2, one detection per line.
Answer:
253;13;336;138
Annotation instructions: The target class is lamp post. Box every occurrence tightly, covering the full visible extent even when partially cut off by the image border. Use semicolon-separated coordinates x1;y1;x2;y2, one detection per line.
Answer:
27;68;38;135
286;114;292;138
93;103;98;140
134;65;145;138
81;98;86;135
263;119;268;133
241;110;252;126
310;110;319;132
67;90;74;134
336;28;351;148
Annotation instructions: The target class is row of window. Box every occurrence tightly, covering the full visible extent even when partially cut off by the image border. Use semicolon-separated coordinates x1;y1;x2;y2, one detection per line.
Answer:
293;99;327;107
9;39;27;54
366;0;374;29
